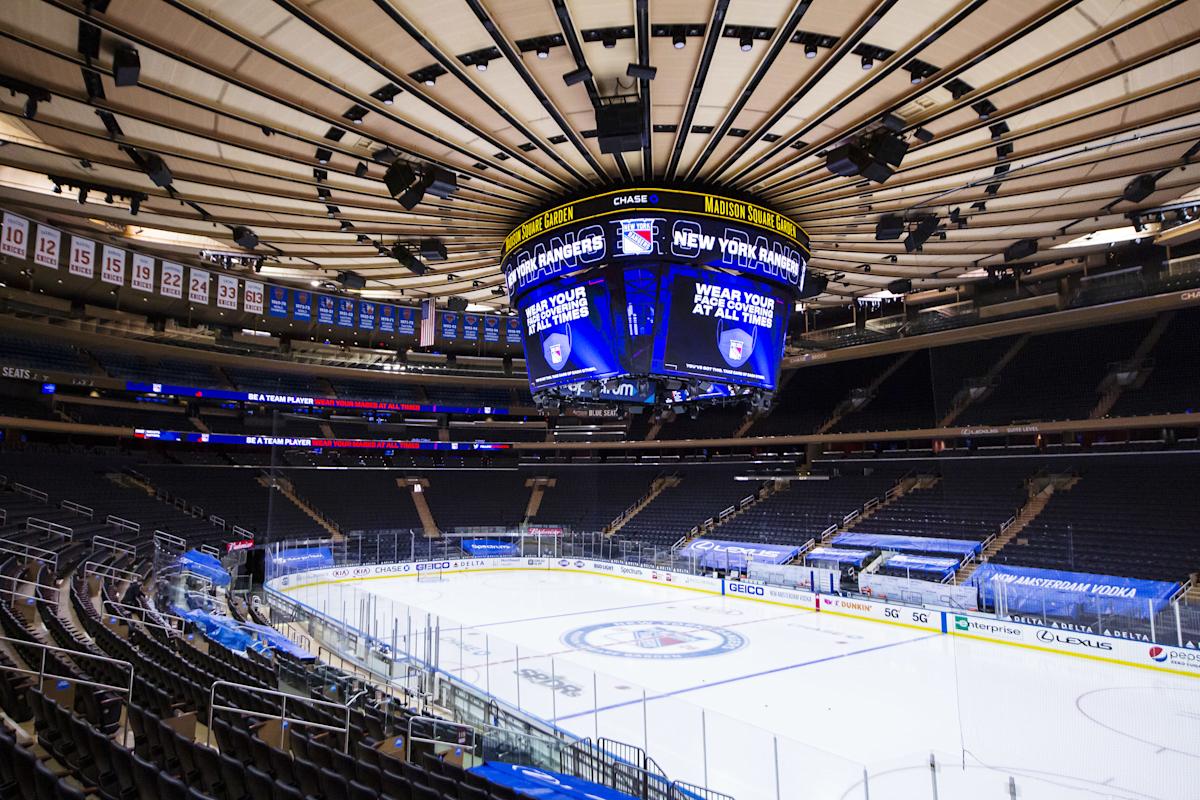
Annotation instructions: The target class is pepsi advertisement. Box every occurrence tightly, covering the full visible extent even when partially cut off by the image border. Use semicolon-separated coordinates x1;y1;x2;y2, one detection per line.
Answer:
522;276;622;390
653;266;786;389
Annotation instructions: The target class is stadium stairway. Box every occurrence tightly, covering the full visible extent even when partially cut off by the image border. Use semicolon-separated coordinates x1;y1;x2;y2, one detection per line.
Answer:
957;474;1078;583
258;475;342;540
817;352;916;435
834;473;928;538
522;477;552;522
1089;311;1175;419
606;474;680;536
398;478;440;537
937;334;1030;426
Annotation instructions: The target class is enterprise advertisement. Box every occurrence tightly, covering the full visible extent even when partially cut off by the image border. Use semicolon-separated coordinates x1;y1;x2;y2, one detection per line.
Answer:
522;277;623;391
652;266;787;390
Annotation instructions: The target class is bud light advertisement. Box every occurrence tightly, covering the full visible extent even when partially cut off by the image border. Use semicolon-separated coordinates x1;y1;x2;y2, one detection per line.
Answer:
522;276;622;390
652;266;786;389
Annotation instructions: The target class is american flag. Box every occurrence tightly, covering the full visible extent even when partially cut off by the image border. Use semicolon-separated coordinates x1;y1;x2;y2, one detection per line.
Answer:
419;298;436;347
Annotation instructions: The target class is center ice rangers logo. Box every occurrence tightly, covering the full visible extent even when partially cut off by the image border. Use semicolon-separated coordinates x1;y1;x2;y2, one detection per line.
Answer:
549;343;563;364
727;339;745;361
563;620;745;660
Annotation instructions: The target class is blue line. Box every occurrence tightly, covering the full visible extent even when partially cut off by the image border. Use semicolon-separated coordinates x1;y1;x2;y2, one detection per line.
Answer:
559;632;940;721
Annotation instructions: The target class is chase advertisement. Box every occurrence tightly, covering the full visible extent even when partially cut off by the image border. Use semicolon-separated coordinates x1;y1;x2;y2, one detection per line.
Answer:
522;277;622;390
653;266;786;389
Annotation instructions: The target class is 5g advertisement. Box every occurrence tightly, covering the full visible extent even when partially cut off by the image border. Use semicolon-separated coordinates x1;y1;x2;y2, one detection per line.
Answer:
518;265;789;395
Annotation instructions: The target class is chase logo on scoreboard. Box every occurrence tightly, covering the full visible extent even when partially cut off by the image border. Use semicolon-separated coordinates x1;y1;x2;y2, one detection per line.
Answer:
563;620;745;660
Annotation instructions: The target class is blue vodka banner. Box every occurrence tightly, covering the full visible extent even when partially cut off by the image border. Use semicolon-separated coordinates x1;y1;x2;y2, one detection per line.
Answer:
461;539;519;557
971;563;1180;617
680;538;799;569
833;532;981;557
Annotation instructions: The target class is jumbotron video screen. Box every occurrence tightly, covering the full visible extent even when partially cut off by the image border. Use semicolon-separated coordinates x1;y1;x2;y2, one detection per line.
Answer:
501;188;810;412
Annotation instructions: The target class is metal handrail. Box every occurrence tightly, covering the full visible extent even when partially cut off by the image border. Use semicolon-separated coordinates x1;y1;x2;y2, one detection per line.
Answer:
206;680;351;752
26;518;73;539
0;633;133;699
60;500;93;519
12;483;48;502
101;599;188;627
154;530;186;551
0;536;59;569
105;515;140;533
231;525;255;539
199;544;220;558
92;535;137;559
0;582;62;603
83;561;142;584
406;715;477;761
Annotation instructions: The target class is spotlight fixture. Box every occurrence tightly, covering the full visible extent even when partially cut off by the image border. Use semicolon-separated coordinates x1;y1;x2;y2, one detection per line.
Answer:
626;62;657;81
371;83;401;105
343;105;368;125
874;214;904;240
392;245;427;275
112;44;140;86
804;43;817;58
1122;173;1158;203
313;168;327;182
563;66;592;86
336;270;366;290
419;238;448;261
861;55;874;70
315;147;332;164
231;225;259;249
537;46;549;59
903;215;939;253
739;33;754;52
673;33;686;49
972;99;997;120
602;34;617;49
354;162;368;178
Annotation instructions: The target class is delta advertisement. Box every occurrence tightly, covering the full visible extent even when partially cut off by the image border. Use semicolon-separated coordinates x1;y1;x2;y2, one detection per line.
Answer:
652;266;787;389
522;277;622;390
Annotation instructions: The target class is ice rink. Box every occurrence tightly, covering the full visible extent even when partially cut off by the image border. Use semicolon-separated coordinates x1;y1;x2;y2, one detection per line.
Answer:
286;569;1200;800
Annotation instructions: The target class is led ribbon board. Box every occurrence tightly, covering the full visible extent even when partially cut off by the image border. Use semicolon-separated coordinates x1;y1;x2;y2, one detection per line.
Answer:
501;188;810;301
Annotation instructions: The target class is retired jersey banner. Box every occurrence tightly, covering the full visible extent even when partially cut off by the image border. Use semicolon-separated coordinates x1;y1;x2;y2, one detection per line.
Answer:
1;212;29;258
34;225;60;269
505;317;521;344
216;273;239;310
100;245;126;286
268;285;289;317
293;290;312;322
483;315;501;342
188;267;210;304
243;280;264;314
378;304;396;333
160;261;184;298
69;237;95;278
316;294;335;325
358;301;375;330
397;306;417;336
131;254;155;292
336;297;355;327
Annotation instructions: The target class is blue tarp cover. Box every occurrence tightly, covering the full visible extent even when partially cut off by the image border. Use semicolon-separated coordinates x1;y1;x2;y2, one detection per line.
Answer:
884;553;959;580
469;763;638;800
833;532;981;557
178;550;231;587
679;538;800;569
240;622;316;661
971;563;1180;617
806;547;872;566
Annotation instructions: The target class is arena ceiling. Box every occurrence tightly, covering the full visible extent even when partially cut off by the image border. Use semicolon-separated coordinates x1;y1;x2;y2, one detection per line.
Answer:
0;0;1198;311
